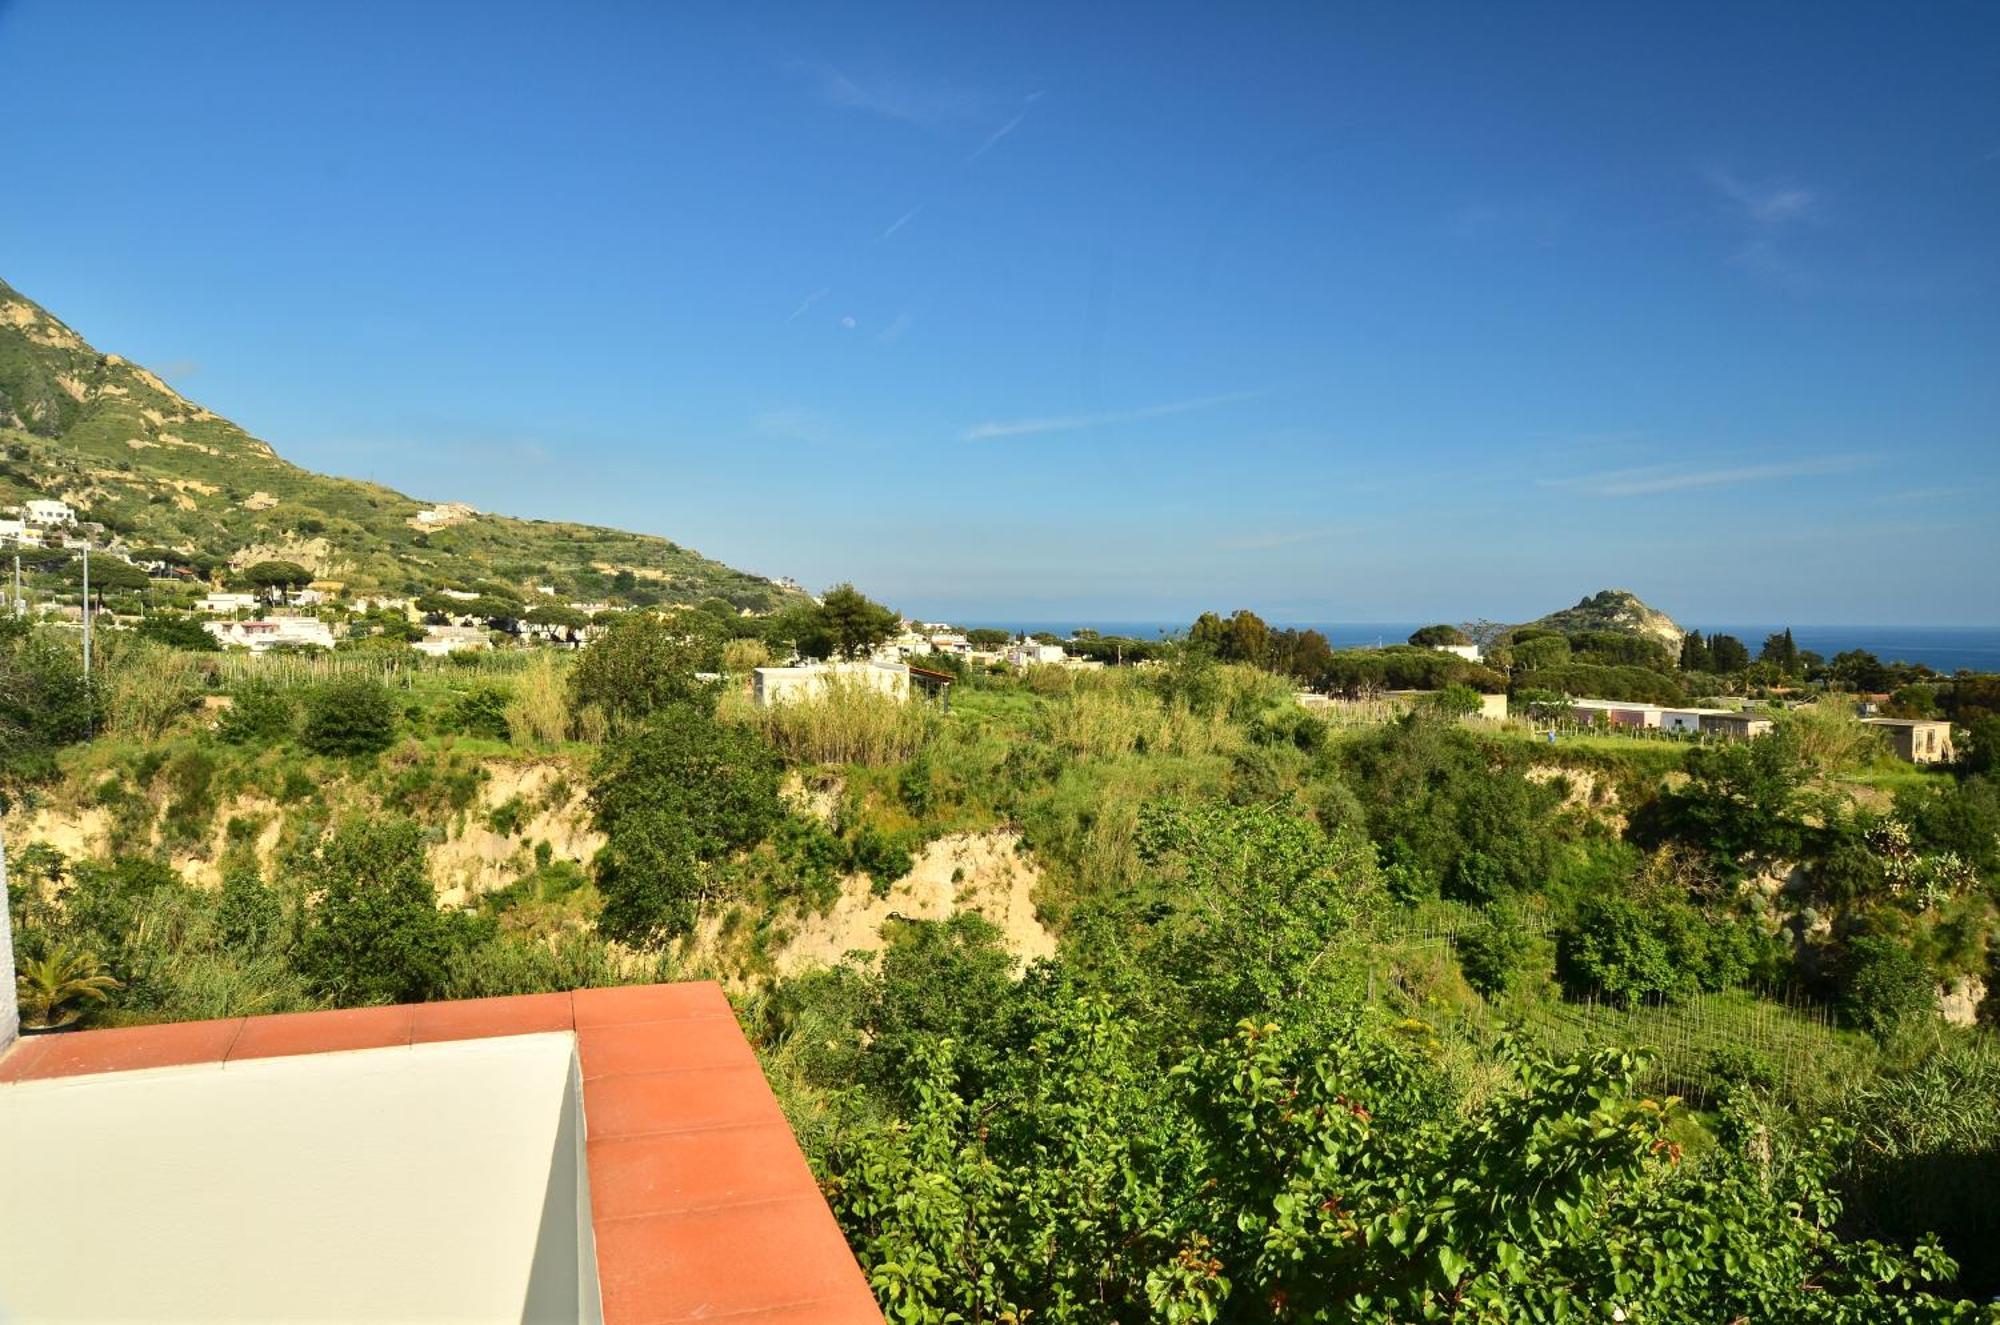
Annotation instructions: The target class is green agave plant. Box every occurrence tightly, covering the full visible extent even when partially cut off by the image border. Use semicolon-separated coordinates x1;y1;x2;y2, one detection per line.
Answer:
16;944;121;1031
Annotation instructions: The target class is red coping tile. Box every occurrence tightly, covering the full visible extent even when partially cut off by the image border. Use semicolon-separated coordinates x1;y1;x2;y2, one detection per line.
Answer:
593;1196;878;1324
587;1122;819;1220
573;981;732;1028
0;1035;55;1083
582;1063;788;1139
578;1015;759;1081
0;1017;245;1081
411;991;575;1044
226;1002;415;1062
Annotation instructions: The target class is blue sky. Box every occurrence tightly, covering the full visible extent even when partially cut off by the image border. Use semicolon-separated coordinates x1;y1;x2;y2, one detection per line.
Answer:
2;2;1996;624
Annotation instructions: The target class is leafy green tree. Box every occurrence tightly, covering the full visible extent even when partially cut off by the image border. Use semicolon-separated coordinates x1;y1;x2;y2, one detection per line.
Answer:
966;627;1013;648
1707;633;1752;673
217;864;285;955
1636;728;1809;872
1512;632;1572;672
590;705;783;943
1679;630;1712;672
293;817;460;1005
1408;623;1470;647
136;613;220;652
1131;801;1380;1033
1457;916;1546;998
0;618;96;793
301;676;400;756
1837;933;1937;1039
818;582;901;660
245;559;313;603
1761;627;1801;673
570;609;723;728
217;681;296;745
1343;716;1561;903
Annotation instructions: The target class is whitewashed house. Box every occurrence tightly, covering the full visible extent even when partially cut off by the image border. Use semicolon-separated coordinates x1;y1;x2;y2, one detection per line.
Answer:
196;592;262;615
414;625;492;657
22;499;76;528
205;616;335;653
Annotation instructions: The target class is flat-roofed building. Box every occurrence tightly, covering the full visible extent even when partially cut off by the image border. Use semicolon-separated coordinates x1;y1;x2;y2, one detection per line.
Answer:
754;659;912;707
1699;712;1774;740
1862;717;1955;764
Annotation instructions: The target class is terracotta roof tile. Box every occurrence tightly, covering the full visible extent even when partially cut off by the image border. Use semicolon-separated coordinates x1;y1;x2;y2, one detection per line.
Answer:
226;1002;415;1062
412;991;575;1044
578;1015;761;1080
593;1196;877;1324
0;1017;245;1081
587;1122;819;1220
573;981;733;1027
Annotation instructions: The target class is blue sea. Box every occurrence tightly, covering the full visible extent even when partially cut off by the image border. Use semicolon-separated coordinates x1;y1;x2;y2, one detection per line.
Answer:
962;622;2000;675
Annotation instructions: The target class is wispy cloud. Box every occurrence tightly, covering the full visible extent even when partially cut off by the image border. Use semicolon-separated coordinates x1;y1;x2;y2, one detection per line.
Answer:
879;205;923;241
786;287;830;322
963;390;1259;442
1540;454;1875;497
969;112;1027;161
875;309;916;344
968;90;1044;161
792;60;987;134
1708;169;1818;226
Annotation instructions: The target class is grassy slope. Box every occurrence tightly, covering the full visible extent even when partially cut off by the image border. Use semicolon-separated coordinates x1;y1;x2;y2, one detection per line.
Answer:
0;277;794;606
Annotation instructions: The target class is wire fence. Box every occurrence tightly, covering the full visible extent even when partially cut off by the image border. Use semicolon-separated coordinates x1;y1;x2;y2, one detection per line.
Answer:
209;648;545;689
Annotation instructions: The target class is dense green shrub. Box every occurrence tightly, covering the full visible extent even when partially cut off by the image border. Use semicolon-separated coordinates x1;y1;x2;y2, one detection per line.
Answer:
218;682;295;745
301;677;399;756
1457;917;1546;998
293;817;463;1004
1554;894;1769;1007
847;823;914;894
136;613;221;652
1343;716;1561;902
1837;933;1937;1039
590;704;784;943
441;686;511;742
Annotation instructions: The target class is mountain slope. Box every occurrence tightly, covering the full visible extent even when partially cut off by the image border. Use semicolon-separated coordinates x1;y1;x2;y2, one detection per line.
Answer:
0;277;795;607
1517;589;1685;652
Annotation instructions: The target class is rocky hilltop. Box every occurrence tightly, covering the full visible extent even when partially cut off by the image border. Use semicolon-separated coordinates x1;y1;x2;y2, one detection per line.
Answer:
1517;589;1685;653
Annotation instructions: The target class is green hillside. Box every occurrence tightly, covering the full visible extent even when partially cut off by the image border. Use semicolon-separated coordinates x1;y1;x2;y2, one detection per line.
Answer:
0;277;795;607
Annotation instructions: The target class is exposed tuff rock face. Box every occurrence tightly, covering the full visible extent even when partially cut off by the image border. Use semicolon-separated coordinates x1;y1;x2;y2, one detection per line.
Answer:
756;829;1057;978
1940;975;1988;1028
1520;589;1686;654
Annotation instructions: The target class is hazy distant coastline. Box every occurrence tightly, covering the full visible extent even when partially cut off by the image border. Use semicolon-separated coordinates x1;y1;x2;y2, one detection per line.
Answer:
956;622;2000;674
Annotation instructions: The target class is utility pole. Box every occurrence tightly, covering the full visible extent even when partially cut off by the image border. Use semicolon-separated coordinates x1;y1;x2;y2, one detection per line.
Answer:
81;540;91;682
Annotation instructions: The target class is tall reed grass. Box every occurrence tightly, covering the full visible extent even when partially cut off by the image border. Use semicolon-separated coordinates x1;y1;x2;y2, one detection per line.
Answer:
729;676;940;766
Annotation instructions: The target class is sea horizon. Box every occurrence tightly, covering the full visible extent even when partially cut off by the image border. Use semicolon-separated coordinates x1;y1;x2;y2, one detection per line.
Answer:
949;621;2000;675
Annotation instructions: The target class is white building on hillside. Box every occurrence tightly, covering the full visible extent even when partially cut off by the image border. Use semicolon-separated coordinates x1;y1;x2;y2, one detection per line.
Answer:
1008;641;1069;667
196;592;261;615
205;617;336;653
1432;642;1483;663
21;499;76;528
414;625;491;657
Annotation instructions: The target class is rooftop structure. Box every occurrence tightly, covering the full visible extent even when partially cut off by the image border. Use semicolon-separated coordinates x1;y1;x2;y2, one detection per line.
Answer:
753;659;912;708
0;984;883;1324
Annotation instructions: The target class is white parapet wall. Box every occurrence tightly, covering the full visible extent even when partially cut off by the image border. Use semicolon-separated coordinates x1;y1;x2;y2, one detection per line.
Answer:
0;1032;596;1322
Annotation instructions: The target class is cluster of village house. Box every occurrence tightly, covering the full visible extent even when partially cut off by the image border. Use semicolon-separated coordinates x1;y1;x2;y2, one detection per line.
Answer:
749;627;1100;708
